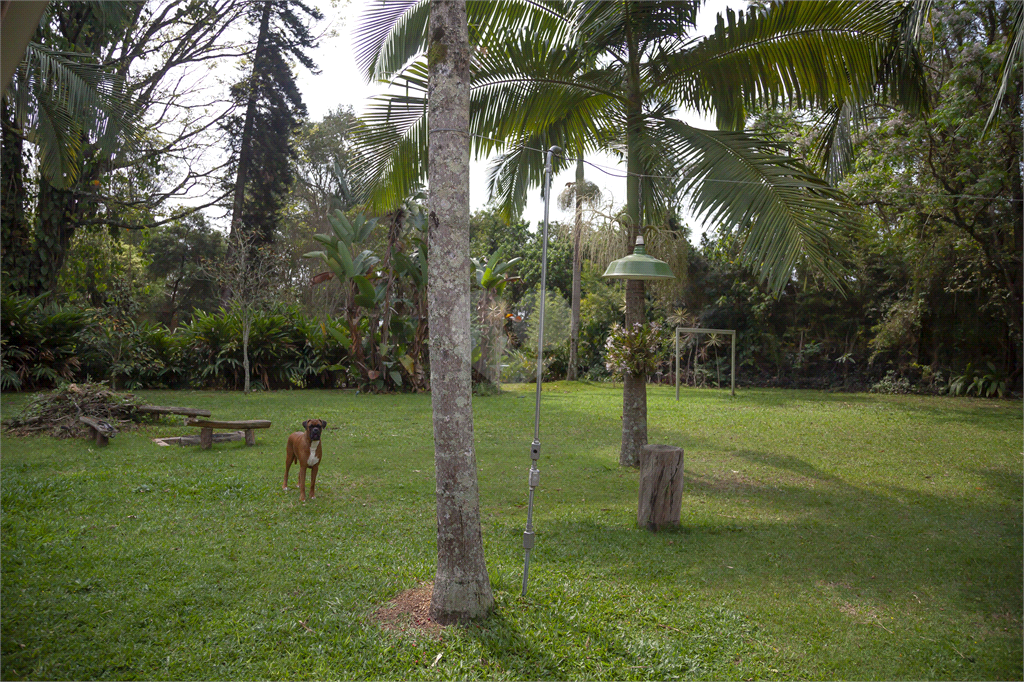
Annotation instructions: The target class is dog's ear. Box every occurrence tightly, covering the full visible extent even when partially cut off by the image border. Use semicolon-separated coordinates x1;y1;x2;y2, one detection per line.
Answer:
302;420;309;429
320;420;327;428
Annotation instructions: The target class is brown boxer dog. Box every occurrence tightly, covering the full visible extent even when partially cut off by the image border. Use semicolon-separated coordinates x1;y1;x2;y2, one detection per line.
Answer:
283;419;326;501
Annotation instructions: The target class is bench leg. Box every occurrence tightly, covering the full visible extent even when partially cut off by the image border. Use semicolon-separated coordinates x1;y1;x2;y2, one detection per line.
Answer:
90;427;108;447
200;427;213;450
245;429;256;446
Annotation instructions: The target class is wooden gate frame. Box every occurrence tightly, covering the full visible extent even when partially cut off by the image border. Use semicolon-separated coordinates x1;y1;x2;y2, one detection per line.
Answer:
675;327;736;399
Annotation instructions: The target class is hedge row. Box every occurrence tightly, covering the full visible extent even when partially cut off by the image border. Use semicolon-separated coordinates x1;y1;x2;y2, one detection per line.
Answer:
1;294;360;392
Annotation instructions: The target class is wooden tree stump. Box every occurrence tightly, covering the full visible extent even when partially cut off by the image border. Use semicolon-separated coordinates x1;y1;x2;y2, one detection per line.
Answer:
199;427;213;450
637;444;685;531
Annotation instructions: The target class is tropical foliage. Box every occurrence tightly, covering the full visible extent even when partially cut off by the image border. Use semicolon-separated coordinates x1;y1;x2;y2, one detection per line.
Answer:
0;0;1018;400
604;322;664;379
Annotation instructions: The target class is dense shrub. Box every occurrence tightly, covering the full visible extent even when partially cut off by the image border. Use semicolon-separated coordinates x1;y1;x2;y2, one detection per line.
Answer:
0;294;362;392
1;294;90;391
178;307;355;390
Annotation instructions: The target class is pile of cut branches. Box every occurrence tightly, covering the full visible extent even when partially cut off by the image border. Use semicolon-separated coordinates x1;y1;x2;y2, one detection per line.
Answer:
3;383;146;438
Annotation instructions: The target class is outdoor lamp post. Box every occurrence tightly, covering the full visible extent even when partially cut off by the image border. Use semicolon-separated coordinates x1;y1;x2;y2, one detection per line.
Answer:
521;184;677;595
602;234;675;467
601;235;675;281
521;145;561;597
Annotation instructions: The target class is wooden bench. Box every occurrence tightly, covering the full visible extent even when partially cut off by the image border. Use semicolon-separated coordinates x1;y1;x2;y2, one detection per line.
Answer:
185;418;272;449
137;405;212;418
80;416;117;447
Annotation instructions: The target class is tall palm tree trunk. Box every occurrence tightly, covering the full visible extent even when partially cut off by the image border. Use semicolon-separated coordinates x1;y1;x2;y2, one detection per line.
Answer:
620;4;647;467
426;0;494;624
568;156;584;381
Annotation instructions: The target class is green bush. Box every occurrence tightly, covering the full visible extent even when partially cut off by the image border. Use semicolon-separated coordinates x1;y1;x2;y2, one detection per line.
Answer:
947;362;1007;398
179;307;356;390
870;370;912;395
0;294;90;391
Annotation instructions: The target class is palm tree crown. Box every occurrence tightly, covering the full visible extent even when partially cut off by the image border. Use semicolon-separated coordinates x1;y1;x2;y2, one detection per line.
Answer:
354;0;926;292
355;0;928;466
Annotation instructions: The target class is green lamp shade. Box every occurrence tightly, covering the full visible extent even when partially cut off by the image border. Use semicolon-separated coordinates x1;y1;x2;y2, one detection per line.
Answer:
602;236;675;280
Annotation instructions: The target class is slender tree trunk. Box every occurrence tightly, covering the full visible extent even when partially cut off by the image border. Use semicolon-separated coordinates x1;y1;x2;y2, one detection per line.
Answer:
568;156;584;381
229;0;272;241
621;271;647;466
380;209;402;369
243;314;251;393
620;5;648;467
426;0;493;624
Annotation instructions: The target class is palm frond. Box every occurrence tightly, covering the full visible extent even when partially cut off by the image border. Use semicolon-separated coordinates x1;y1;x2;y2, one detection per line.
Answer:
811;101;856;184
574;1;701;55
6;42;140;187
351;98;429;214
353;42;612;216
353;0;427;82
470;36;618;151
485;140;549;221
354;0;572;82
656;1;928;130
655;118;856;293
985;0;1022;132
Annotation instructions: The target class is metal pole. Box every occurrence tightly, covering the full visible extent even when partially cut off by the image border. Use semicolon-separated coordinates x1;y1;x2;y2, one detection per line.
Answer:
730;332;736;397
523;145;559;597
675;328;679;401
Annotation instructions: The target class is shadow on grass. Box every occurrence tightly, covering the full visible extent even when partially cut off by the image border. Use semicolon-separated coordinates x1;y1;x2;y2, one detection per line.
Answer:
972;467;1024;503
650;385;1022;430
459;604;567;679
534;448;1021;620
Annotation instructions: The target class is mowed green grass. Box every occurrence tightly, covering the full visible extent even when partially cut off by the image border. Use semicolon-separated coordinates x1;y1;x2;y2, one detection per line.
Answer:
1;384;1020;681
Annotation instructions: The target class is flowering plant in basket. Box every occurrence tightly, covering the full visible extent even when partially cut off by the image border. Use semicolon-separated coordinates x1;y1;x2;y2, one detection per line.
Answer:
604;322;663;378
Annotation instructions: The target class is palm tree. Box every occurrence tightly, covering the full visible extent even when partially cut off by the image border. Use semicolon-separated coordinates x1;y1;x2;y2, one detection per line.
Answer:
354;0;927;465
557;161;601;380
423;0;494;624
3;2;142;295
5;16;141;189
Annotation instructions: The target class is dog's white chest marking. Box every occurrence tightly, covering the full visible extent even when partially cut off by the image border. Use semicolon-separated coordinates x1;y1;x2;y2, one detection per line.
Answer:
307;440;321;467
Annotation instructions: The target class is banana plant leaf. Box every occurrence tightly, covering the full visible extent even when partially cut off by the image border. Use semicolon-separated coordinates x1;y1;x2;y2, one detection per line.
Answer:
352;276;386;308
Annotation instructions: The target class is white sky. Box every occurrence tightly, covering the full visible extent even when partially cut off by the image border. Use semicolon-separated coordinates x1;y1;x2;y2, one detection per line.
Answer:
294;0;734;242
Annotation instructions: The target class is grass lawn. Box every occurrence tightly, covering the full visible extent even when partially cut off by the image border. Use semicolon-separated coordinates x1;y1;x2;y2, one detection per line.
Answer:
1;383;1020;680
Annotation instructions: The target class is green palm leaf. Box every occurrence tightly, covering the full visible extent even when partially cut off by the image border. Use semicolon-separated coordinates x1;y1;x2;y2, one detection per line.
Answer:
811;101;856;184
654;1;928;131
354;31;615;214
655;117;854;293
986;0;1022;131
354;0;572;83
7;42;140;188
573;1;700;56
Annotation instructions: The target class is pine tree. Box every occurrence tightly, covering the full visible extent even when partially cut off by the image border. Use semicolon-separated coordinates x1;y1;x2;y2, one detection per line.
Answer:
227;0;322;245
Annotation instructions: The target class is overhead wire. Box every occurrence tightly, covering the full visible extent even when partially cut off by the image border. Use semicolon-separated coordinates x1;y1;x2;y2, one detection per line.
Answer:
466;130;1022;203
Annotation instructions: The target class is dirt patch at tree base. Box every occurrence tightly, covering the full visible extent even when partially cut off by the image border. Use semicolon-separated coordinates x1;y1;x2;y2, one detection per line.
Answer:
371;583;444;639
